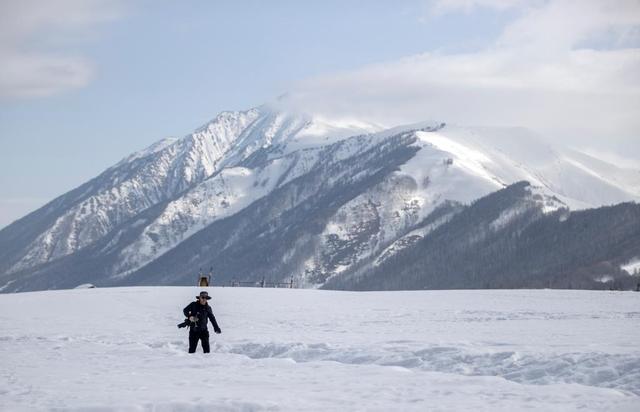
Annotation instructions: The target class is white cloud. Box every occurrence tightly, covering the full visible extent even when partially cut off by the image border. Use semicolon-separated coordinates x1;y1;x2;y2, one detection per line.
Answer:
287;49;640;140
285;0;640;162
496;0;640;52
0;0;122;99
0;52;94;98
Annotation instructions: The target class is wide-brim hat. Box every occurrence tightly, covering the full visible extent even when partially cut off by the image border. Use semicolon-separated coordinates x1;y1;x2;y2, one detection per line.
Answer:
197;291;212;300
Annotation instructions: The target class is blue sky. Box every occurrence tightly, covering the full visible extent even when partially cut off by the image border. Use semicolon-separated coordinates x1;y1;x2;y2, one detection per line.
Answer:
1;0;639;228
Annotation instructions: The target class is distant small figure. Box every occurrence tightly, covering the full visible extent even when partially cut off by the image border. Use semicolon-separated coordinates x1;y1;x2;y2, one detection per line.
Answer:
197;267;213;287
636;282;639;292
181;291;221;353
198;275;210;287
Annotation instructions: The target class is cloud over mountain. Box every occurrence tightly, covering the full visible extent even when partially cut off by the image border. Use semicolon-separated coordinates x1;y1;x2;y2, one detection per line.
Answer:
284;0;640;159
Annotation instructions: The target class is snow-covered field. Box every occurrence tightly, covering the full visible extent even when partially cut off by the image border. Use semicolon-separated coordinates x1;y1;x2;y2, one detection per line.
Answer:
1;287;639;411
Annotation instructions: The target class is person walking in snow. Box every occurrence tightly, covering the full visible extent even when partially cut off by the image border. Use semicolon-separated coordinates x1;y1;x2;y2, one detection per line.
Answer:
183;291;222;353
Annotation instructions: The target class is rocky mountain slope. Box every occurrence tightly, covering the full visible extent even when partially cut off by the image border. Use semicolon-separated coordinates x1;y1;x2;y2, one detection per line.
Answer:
326;182;640;291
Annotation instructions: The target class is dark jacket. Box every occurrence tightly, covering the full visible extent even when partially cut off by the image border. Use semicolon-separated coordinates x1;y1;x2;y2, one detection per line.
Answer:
183;301;221;333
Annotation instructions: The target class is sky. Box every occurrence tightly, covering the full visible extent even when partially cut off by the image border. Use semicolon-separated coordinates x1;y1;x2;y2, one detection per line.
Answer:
0;0;639;228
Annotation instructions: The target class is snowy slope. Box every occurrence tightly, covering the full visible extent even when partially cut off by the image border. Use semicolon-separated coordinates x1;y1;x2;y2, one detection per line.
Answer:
0;287;638;411
322;184;640;291
1;106;381;277
299;124;636;285
4;108;262;273
110;134;389;277
407;125;639;208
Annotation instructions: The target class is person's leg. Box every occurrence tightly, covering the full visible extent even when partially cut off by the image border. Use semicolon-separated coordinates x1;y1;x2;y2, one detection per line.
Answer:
201;330;210;353
188;331;198;353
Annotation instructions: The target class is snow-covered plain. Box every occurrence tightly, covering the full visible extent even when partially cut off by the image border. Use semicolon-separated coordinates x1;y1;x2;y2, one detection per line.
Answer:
1;287;639;411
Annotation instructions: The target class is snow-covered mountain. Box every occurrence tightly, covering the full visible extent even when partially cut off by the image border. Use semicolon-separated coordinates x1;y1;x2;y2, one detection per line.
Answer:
1;103;638;293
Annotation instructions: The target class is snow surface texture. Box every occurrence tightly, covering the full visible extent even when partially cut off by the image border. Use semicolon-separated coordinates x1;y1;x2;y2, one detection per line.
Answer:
0;287;638;411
